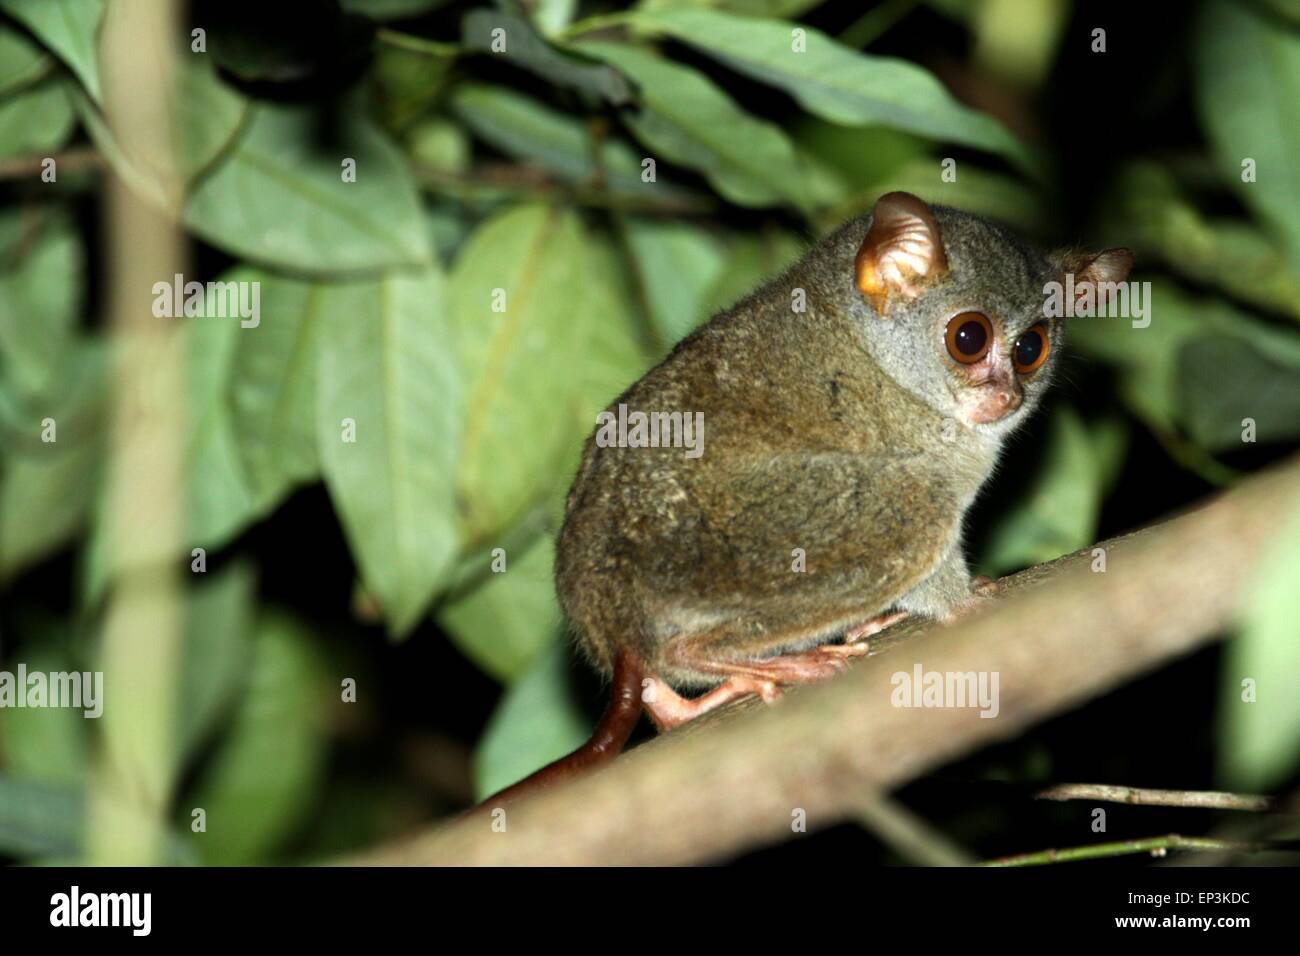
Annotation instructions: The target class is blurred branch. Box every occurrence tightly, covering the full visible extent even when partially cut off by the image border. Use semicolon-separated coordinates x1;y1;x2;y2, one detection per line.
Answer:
87;0;187;866
857;795;975;866
1035;784;1298;813
345;454;1300;866
0;146;103;181
981;834;1300;867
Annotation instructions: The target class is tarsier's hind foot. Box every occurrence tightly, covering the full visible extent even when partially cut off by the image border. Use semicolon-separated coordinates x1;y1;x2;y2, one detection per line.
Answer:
643;675;780;732
644;609;912;732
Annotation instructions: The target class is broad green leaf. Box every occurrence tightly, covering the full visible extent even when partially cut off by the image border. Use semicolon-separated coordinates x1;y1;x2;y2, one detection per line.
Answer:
824;156;1043;235
625;218;727;346
316;269;460;635
0;79;74;159
185;298;259;551
451;205;620;542
463;10;630;105
176;561;257;764
0;776;83;858
1106;163;1300;322
0;345;105;581
0;0;103;102
701;228;806;318
979;408;1126;576
623;7;1033;172
439;534;562;683
1218;493;1300;790
0;208;84;397
1072;281;1300;451
635;0;824;15
227;275;322;510
572;41;813;210
449;83;662;198
0;25;52;96
472;642;589;800
1196;0;1300;279
372;35;458;131
184;610;329;865
341;0;452;19
532;0;578;35
0;637;89;786
185;103;432;274
1068;279;1205;432
1178;336;1300;450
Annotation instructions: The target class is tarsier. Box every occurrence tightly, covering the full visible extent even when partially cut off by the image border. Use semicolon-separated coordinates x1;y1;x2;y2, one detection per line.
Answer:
487;192;1131;804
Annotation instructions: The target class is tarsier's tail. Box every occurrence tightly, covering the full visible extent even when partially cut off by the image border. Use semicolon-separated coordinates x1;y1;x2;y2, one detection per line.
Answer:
473;648;644;810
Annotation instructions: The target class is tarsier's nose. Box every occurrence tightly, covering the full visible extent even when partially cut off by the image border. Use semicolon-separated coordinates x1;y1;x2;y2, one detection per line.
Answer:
969;386;1022;424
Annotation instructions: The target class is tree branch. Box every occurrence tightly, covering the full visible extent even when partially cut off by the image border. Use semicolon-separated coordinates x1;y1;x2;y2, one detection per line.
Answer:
980;834;1300;866
1034;784;1297;813
345;455;1300;866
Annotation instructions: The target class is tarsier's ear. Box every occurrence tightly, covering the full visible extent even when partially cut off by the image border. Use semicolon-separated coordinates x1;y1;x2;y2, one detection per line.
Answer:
855;192;949;317
1056;248;1133;313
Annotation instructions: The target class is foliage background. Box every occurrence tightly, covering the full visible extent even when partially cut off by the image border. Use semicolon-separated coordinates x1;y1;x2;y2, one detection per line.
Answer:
0;0;1297;864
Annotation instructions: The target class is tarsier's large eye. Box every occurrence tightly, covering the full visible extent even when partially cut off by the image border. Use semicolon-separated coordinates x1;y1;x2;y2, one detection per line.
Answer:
944;312;993;364
1013;323;1050;374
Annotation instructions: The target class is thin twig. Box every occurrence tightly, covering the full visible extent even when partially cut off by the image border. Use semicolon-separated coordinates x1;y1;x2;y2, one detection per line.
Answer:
980;834;1300;867
1035;784;1296;813
858;796;975;866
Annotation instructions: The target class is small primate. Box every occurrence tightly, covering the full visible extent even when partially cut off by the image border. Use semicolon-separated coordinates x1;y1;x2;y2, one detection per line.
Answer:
485;192;1131;805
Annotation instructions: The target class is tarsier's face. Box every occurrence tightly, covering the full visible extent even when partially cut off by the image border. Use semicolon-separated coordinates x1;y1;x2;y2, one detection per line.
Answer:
850;192;1129;439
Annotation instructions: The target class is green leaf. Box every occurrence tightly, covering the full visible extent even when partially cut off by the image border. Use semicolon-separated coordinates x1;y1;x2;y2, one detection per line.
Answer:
341;0;452;19
0;207;84;398
451;205;629;542
438;533;562;683
0;345;105;581
184;610;329;865
624;218;727;346
0;0;103;102
1178;335;1300;451
185;103;432;274
227;274;322;509
573;40;814;210
0;25;53;96
462;9;631;105
623;7;1033;172
184;298;259;551
177;562;257;764
0;636;89;787
449;82;664;198
635;0;825;15
0;79;74;159
1217;493;1300;791
316;269;461;636
979;408;1126;576
1196;0;1300;279
472;642;589;800
1106;163;1300;322
701;228;806;319
0;776;83;858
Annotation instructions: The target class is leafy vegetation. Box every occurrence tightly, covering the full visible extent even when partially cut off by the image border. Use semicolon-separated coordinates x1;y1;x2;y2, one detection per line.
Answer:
0;0;1297;864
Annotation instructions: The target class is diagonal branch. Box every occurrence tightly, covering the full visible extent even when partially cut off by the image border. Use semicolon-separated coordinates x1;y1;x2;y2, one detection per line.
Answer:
345;454;1300;866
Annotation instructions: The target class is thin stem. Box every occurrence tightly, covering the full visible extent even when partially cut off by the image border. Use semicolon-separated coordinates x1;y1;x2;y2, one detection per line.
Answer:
1035;783;1295;813
980;834;1300;867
